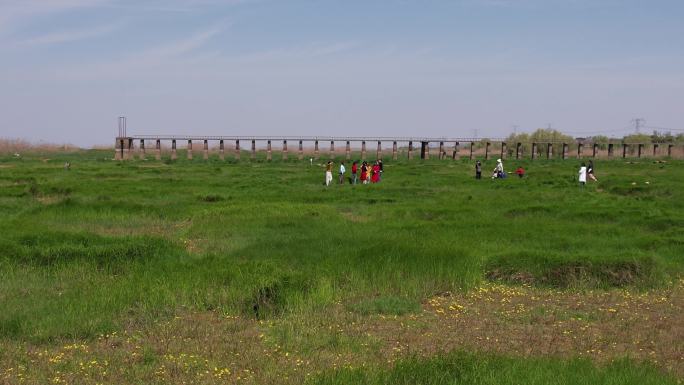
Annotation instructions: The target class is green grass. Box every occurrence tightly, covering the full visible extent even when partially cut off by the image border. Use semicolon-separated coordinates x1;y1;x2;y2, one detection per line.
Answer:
0;151;682;340
308;351;679;385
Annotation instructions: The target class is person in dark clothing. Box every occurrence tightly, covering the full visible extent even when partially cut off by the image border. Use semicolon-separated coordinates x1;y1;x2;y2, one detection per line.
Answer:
351;161;358;184
378;160;383;181
475;161;482;179
587;160;598;182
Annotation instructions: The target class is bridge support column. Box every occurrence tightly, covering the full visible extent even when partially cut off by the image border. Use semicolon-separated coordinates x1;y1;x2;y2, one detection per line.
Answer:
346;141;351;160
531;143;537;160
330;141;335;159
235;140;241;160
115;138;123;160
282;140;288;160
547;143;553;159
668;144;673;157
203;140;209;160
298;140;304;160
439;141;445;160
608;143;614;158
361;141;366;160
267;140;272;161
452;141;459;160
421;141;429;160
577;143;583;158
623;143;628;158
314;140;319;160
638;143;643;158
562;143;568;160
377;141;382;160
155;139;161;160
653;143;658;157
187;140;193;160
171;140;177;160
516;142;522;159
484;142;490;160
500;142;507;160
408;141;413;160
139;140;146;160
251;140;256;160
393;141;398;160
219;140;225;160
469;142;474;160
592;143;598;158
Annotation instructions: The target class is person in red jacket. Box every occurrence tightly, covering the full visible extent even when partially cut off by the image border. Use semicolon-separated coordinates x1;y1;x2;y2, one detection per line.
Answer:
351;161;358;184
515;166;525;178
360;161;368;184
371;161;380;183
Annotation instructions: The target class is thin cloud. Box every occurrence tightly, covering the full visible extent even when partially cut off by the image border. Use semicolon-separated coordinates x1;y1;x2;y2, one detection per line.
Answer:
20;21;124;46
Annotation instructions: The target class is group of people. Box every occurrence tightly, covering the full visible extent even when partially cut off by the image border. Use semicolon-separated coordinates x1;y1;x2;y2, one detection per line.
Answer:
476;158;597;186
325;160;383;186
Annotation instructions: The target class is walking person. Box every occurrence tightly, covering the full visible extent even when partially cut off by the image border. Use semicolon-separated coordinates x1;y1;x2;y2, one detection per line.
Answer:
578;162;587;187
587;160;598;182
360;161;368;185
351;161;358;184
492;159;504;179
378;160;383;182
475;161;482;179
325;160;333;186
339;161;346;184
371;161;380;183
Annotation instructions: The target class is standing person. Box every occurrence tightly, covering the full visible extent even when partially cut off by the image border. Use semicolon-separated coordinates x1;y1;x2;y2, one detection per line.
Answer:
351;161;358;184
587;160;598;182
360;161;368;185
578;162;587;187
371;161;380;183
339;161;346;184
325;160;333;186
378;160;383;182
366;161;372;184
475;161;482;179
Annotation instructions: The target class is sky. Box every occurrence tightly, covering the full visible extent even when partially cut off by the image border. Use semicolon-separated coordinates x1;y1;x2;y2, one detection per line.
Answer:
0;0;683;146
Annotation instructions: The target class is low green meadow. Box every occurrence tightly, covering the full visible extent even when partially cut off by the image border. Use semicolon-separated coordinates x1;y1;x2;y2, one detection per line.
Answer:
0;150;682;384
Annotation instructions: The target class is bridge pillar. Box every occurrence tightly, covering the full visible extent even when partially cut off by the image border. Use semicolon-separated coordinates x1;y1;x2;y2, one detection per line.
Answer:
653;143;658;157
469;142;474;160
115;138;123;160
484;142;490;160
547;143;553;159
139;139;146;160
516;142;522;159
298;140;304;160
171;140;177;160
187;140;193;160
361;141;367;160
531;143;537;160
592;143;598;158
577;143;583;158
267;140;272;161
330;141;335;159
203;140;209;160
282;140;288;160
439;141;445;160
408;141;413;160
668;144;673;157
452;141;459;160
314;140;320;160
608;143;614;158
346;141;351;160
219;140;225;160
638;143;643;158
251;140;256;160
155;139;161;160
393;141;398;160
562;143;568;160
500;142;507;160
622;143;628;158
421;141;429;160
377;141;382;160
235;140;241;160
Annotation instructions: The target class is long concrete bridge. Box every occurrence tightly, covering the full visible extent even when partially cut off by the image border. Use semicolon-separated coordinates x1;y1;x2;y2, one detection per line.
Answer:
114;135;684;161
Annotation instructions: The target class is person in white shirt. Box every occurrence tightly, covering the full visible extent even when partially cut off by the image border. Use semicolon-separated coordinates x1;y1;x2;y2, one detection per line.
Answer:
578;163;587;186
339;162;346;184
492;159;504;179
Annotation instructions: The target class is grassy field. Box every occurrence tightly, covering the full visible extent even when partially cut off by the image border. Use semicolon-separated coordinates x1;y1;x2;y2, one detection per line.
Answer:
0;150;682;384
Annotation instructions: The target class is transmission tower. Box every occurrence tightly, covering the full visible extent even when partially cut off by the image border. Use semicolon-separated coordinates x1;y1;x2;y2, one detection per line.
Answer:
631;118;645;134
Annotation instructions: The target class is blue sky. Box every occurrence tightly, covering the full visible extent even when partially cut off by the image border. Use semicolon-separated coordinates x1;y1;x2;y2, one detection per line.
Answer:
1;0;682;146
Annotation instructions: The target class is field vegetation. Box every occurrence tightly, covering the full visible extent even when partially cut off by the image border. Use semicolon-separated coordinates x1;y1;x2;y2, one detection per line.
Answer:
0;149;682;384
